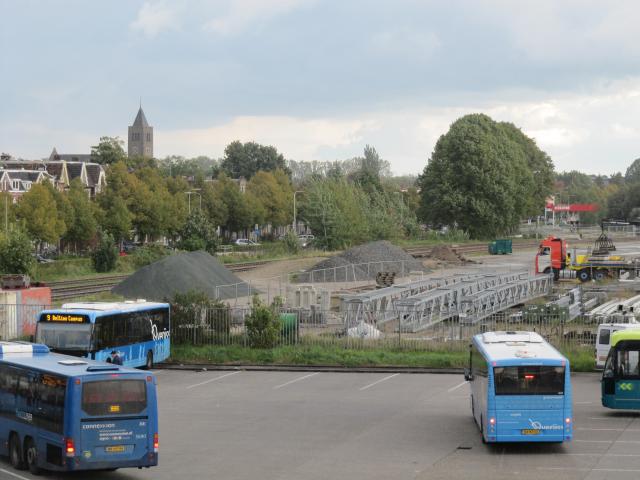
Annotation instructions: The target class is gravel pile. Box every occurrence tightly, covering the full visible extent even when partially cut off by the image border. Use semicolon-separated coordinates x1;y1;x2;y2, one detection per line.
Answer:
112;250;253;301
296;241;426;283
428;245;474;264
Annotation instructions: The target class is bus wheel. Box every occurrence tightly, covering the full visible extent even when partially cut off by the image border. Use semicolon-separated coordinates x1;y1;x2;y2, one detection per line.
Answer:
145;351;153;370
577;270;591;282
9;433;25;470
480;416;486;444
25;437;41;475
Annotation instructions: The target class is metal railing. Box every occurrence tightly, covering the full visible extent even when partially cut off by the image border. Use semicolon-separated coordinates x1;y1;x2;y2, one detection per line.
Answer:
0;304;48;341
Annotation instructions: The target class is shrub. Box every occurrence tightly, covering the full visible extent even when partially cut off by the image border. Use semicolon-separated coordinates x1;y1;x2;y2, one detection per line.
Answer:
171;290;230;345
283;231;300;254
131;244;170;268
245;296;281;348
91;231;118;272
0;227;34;275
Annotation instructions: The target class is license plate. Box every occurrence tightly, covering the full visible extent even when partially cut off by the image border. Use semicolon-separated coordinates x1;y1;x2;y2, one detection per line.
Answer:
105;445;125;453
521;429;540;435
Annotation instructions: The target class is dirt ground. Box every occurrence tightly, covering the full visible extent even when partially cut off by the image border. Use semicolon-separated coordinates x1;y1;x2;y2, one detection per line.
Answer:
235;256;327;282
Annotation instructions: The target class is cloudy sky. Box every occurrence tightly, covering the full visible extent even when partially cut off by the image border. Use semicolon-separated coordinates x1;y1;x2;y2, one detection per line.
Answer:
2;0;640;175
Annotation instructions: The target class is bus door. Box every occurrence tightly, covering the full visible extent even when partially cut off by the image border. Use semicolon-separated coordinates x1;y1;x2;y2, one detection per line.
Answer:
73;374;157;468
603;344;640;409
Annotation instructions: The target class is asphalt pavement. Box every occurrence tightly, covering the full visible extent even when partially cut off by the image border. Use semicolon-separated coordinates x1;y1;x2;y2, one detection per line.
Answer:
2;370;640;480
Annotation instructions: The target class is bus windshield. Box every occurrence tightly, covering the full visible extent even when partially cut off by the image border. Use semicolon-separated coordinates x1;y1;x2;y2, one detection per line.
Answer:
494;366;565;395
37;323;92;350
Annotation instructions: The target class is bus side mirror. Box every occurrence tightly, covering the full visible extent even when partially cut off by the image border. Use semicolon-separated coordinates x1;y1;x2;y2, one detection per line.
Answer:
603;368;614;378
464;368;474;382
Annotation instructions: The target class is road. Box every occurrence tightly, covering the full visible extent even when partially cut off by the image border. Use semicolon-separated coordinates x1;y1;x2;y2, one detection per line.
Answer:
2;371;640;480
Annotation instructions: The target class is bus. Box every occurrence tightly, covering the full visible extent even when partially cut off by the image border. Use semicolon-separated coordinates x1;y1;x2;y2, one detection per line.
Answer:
0;341;159;474
602;329;640;409
36;301;170;369
465;331;572;443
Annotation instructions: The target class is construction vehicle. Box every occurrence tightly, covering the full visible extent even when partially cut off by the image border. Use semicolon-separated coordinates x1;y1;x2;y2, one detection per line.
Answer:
535;231;640;282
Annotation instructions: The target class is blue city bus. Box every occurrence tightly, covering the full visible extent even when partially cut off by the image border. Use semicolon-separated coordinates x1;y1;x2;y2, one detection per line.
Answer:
602;329;640;409
36;301;170;369
465;331;572;443
0;341;159;474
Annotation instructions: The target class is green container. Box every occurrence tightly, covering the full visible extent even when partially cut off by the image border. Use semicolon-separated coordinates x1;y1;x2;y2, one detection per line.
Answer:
279;313;299;344
488;239;512;255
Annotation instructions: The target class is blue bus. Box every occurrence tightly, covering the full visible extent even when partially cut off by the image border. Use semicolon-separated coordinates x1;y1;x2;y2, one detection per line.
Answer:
465;331;572;443
0;341;159;474
36;301;170;369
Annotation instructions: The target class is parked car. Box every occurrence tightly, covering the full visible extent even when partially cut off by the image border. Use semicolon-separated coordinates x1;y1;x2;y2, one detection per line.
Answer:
298;234;314;247
32;253;55;264
235;238;261;246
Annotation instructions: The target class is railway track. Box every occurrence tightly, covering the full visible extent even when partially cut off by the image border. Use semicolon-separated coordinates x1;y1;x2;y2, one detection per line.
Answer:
404;240;541;258
47;260;277;301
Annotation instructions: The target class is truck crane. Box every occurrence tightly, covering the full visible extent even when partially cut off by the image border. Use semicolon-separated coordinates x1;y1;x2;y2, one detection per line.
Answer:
535;231;640;282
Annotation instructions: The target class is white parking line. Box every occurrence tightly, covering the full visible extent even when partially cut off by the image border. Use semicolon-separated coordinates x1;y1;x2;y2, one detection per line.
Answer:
186;371;240;389
359;374;399;391
447;381;468;393
0;468;31;480
273;373;320;390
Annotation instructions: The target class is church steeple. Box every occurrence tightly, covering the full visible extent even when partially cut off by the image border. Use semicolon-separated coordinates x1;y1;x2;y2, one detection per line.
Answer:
128;105;153;158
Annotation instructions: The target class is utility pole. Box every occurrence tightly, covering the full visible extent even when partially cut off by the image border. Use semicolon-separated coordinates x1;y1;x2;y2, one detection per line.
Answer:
4;195;8;231
293;190;303;234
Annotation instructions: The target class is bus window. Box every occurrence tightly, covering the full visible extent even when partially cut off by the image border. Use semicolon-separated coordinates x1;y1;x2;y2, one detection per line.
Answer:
599;329;611;345
494;366;565;395
617;349;640;377
37;323;92;350
82;380;147;416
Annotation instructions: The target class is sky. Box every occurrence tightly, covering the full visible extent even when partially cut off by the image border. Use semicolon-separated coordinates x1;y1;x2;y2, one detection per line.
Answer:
2;0;640;176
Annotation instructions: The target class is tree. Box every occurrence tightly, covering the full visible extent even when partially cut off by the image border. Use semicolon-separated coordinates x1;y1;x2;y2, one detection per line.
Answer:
221;141;289;179
91;136;126;165
0;192;16;227
216;174;254;234
417;114;549;238
92;231;118;272
16;183;66;249
245;296;281;348
246;170;293;227
178;209;218;254
101;195;132;243
64;179;98;250
0;227;34;274
626;158;640;184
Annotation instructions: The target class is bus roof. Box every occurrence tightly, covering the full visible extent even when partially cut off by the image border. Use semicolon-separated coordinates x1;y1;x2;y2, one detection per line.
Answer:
40;300;169;319
611;329;640;347
474;331;566;364
0;342;148;378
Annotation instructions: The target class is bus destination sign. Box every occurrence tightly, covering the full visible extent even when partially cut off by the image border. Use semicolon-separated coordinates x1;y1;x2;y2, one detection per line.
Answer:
41;313;89;323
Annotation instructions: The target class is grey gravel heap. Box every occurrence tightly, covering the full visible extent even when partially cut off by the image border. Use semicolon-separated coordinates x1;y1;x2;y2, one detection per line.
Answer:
296;241;426;283
112;250;253;300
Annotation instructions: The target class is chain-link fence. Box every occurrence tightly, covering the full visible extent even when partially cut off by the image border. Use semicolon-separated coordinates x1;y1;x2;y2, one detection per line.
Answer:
170;305;603;352
0;304;47;341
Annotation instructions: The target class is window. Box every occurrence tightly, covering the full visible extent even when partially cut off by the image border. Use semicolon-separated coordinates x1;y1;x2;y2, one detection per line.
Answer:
35;374;66;433
599;329;611;345
494;366;565;395
36;323;92;350
617;349;640;377
146;132;151;141
471;345;487;377
82;380;147;416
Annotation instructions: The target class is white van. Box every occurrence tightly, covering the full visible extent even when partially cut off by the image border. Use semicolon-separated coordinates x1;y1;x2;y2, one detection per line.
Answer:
596;323;640;368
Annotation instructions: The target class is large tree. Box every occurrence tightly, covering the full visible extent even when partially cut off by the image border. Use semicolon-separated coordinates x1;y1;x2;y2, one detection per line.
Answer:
91;136;126;165
246;170;293;227
64;179;98;250
220;141;288;179
16;182;67;248
417;114;550;238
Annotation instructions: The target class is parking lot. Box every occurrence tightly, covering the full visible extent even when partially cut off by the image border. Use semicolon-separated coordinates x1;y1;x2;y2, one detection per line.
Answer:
2;370;640;480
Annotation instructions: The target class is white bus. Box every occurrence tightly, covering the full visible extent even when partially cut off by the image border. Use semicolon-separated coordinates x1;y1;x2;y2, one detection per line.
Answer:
596;323;640;368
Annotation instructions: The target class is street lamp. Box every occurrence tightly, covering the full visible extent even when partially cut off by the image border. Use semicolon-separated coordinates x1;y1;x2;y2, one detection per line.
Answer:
293;190;303;234
185;191;202;214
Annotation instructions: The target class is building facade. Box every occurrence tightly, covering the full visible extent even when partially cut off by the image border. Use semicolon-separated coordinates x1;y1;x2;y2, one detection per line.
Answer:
128;107;153;158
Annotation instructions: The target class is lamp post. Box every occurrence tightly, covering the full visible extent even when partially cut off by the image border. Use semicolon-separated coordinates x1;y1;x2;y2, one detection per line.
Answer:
293;190;303;234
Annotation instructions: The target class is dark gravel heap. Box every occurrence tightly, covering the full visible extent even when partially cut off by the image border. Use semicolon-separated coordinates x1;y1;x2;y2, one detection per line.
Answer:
296;241;426;283
112;250;253;300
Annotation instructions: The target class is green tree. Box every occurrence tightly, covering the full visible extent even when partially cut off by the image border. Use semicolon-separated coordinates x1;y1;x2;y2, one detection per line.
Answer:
221;141;289;179
246;170;293;227
417;114;549;238
626;158;640;184
91;136;126;165
92;231;118;272
0;227;34;274
216;174;254;233
178;209;218;254
64;179;98;250
16;183;66;249
245;296;281;348
101;195;132;243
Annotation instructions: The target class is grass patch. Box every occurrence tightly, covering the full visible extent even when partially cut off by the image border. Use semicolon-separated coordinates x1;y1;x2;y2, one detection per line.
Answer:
170;344;598;372
33;256;138;282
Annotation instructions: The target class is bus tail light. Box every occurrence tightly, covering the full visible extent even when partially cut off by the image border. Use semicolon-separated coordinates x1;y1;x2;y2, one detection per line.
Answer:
153;433;159;452
565;417;572;424
489;417;495;425
65;438;75;457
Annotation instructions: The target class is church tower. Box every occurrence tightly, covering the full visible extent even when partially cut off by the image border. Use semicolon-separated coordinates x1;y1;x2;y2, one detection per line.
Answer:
128;106;153;158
